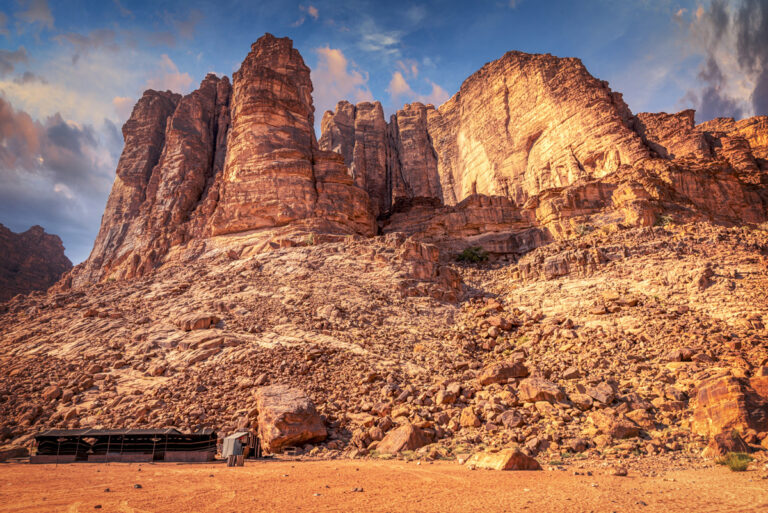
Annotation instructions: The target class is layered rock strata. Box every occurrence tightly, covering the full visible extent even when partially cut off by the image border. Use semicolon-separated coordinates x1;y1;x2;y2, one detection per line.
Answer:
0;224;72;302
74;34;373;285
71;35;768;287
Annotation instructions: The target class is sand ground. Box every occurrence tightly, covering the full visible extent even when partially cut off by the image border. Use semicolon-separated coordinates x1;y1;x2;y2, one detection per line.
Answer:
0;460;766;513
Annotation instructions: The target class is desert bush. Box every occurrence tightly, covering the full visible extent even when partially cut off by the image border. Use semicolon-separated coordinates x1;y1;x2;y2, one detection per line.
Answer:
655;213;674;227
716;452;752;472
456;246;489;263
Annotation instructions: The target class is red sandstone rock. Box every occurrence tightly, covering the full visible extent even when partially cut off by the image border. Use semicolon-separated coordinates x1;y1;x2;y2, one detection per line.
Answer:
376;423;429;453
426;51;650;206
211;34;373;237
465;448;542;471
0;224;72;302
254;385;327;453
692;376;768;438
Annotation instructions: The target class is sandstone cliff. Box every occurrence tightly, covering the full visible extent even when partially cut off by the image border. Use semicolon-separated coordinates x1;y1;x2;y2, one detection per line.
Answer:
74;34;374;285
0;224;72;302
71;35;768;287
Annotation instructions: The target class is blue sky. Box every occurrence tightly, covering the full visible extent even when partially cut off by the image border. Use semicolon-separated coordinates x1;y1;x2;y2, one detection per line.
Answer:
1;0;765;263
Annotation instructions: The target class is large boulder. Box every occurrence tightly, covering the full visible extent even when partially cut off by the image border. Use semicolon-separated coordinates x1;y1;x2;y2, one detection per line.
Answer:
518;377;565;404
692;376;768;437
254;385;327;453
465;447;541;471
477;360;529;386
376;423;430;454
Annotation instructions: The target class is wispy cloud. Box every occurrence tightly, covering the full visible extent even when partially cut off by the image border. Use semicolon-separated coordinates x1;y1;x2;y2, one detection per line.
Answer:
0;46;27;77
387;70;450;107
55;29;118;64
358;19;402;57
144;54;194;93
0;95;120;263
679;0;767;120
113;0;133;19
15;0;54;30
292;4;320;27
311;46;373;117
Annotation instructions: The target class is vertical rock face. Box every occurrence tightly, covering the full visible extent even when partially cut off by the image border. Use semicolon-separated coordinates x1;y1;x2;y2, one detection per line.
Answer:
318;101;442;217
388;103;443;206
697;116;767;184
74;34;374;285
71;36;768;286
426;52;650;206
82;89;179;282
211;34;374;237
634;110;712;160
76;75;230;284
0;224;72;302
319;101;389;217
211;35;318;234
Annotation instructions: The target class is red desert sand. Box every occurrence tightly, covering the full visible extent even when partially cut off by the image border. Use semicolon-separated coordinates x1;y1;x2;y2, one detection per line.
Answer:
1;460;767;513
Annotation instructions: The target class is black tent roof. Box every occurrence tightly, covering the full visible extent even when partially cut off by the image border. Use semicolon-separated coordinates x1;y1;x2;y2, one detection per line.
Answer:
37;428;182;438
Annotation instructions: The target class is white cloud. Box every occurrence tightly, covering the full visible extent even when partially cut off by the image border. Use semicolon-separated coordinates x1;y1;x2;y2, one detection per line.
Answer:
387;71;414;98
387;71;450;107
358;19;402;57
397;59;419;78
112;96;133;121
144;54;194;93
419;82;450;106
292;5;319;27
311;46;373;117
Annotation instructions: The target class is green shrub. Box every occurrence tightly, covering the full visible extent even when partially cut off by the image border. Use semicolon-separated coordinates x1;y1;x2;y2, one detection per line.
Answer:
716;452;752;472
655;214;673;227
456;246;489;263
574;224;594;236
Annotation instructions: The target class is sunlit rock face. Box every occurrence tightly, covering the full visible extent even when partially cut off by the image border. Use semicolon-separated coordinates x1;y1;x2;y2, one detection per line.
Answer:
73;34;374;285
71;36;768;287
426;51;651;206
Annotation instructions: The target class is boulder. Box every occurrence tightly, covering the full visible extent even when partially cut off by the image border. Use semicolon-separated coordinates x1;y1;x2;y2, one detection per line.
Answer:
702;430;751;459
460;407;482;428
588;411;641;439
254;385;327;453
692;376;768;437
175;313;221;331
477;360;529;386
498;410;524;429
518;378;565;404
376;423;429;454
465;447;542;471
585;382;615;404
41;385;62;401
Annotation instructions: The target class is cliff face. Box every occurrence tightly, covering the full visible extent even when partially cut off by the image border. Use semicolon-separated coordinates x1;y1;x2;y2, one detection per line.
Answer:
0;224;72;302
70;35;768;286
75;34;373;285
426;52;650;205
